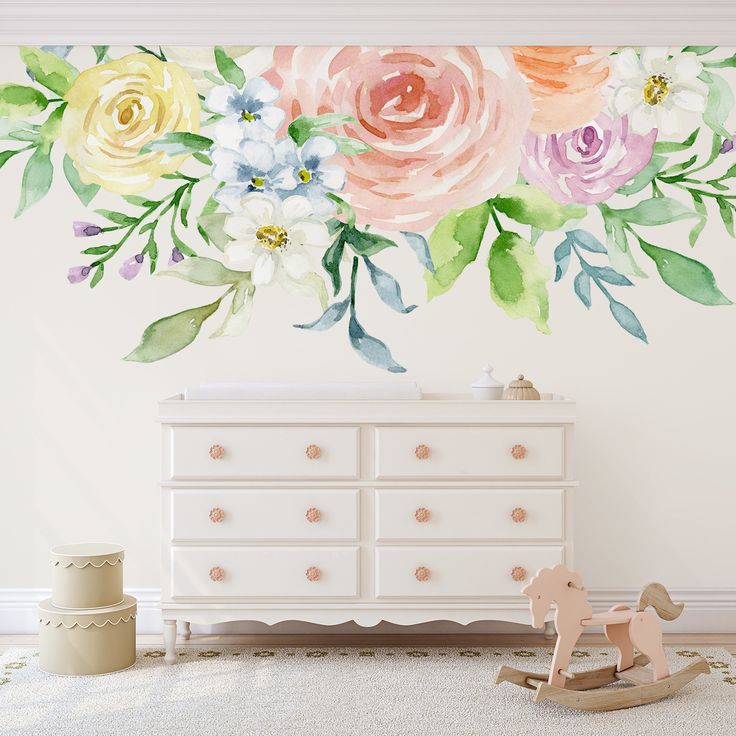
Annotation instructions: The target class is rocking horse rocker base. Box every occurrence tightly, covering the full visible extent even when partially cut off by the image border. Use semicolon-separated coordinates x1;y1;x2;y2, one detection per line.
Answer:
496;566;710;712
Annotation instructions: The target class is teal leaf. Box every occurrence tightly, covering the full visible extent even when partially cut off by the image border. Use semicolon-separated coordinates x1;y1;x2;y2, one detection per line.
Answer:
363;257;416;314
653;128;699;154
609;300;648;343
348;312;406;373
63;154;99;205
214;47;245;88
322;230;346;295
425;202;491;299
617;154;666;195
573;270;592;308
402;231;435;273
588;266;633;287
0;84;48;119
15;145;53;217
294;297;350;331
487;231;551;334
553;235;571;282
609;197;702;226
139;132;213;156
342;226;398;257
124;297;223;362
700;70;734;139
570;229;607;254
19;47;78;96
159;256;249;286
493;184;586;231
639;240;732;305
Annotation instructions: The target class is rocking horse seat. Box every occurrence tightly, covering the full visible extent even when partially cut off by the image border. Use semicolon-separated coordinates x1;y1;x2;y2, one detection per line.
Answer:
581;610;635;626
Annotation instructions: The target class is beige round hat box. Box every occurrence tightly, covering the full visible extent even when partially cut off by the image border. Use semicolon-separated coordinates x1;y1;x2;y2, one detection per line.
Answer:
51;543;124;609
38;595;137;676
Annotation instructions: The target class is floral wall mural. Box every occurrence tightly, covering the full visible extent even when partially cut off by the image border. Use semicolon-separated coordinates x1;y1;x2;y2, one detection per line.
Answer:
1;45;734;372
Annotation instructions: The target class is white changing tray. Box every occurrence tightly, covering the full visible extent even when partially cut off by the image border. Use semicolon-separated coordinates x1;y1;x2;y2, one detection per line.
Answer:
183;382;423;401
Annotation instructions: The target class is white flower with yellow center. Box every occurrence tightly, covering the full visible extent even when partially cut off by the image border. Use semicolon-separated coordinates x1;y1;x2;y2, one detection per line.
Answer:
222;193;331;286
612;47;707;136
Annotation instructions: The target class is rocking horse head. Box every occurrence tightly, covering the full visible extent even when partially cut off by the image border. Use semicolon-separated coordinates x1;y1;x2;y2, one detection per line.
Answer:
521;564;585;629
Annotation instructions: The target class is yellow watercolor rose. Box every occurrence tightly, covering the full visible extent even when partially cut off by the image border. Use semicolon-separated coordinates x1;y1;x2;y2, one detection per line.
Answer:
61;53;200;194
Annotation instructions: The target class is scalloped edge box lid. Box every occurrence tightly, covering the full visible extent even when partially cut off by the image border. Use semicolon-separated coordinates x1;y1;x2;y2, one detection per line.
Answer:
38;594;137;629
50;543;124;569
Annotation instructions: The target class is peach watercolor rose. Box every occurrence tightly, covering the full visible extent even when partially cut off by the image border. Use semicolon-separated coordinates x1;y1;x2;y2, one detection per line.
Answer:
266;47;532;232
512;47;612;134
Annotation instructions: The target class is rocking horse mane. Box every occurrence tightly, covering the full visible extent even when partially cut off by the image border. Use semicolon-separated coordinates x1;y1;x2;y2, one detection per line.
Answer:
521;564;583;599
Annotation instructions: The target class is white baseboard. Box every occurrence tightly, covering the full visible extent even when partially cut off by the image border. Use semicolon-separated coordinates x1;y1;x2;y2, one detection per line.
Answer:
2;588;734;636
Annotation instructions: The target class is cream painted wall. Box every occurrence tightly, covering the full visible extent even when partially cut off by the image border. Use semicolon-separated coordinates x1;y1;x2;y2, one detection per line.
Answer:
0;47;735;610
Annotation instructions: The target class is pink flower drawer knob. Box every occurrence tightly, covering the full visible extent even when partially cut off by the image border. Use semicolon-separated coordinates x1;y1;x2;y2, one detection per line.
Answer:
414;566;431;582
305;566;321;582
209;444;225;460
511;566;527;582
305;444;322;460
305;507;321;523
209;566;225;582
414;444;430;460
510;444;527;460
209;507;226;523
414;507;431;523
510;507;527;523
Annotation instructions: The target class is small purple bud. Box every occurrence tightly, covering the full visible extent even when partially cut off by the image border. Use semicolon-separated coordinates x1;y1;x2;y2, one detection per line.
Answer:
720;138;734;154
168;247;185;265
73;221;103;237
67;265;92;284
119;253;145;280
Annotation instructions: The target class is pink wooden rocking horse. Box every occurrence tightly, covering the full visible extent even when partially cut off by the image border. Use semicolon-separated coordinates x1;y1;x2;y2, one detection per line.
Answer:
496;564;709;711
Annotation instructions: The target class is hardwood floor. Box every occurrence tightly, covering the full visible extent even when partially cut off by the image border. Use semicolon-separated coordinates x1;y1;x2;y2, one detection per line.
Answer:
3;633;735;655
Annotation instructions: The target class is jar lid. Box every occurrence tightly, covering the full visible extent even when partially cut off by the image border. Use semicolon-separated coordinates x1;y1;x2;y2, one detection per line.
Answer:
50;543;124;569
471;364;504;389
507;374;535;389
38;594;137;628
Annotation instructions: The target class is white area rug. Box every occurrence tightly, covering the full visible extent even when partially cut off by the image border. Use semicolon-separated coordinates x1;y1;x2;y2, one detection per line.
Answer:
1;646;733;735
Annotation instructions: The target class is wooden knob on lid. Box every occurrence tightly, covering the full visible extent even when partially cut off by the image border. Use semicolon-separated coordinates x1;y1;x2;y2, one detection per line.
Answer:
305;444;321;460
305;566;321;582
511;566;527;582
510;507;527;523
414;566;431;582
414;444;430;460
414;507;431;523
209;444;225;460
209;566;225;582
305;507;321;523
209;507;225;523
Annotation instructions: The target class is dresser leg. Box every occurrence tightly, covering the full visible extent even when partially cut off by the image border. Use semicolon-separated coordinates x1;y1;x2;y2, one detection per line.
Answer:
544;620;556;640
163;619;177;664
181;621;191;640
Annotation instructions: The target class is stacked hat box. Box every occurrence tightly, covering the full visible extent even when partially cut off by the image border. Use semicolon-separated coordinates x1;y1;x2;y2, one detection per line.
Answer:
38;543;136;675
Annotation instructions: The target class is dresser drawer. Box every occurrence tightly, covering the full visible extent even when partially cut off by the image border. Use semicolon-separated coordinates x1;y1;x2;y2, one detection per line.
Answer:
168;425;360;480
375;426;563;479
375;546;564;598
171;489;359;542
171;547;359;598
375;489;563;541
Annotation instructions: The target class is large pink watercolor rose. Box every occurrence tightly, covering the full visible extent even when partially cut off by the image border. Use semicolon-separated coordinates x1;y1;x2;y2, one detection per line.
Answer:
266;47;532;231
519;113;657;206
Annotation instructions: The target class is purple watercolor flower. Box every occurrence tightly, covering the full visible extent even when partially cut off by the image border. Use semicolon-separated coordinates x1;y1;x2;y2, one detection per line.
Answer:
168;247;184;265
73;221;103;237
519;113;657;205
720;138;734;154
119;253;145;280
67;265;92;284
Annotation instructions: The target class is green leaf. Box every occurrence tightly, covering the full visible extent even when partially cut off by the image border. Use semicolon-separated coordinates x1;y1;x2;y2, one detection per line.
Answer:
639;239;732;305
89;264;104;288
197;213;232;251
487;231;551;334
689;192;708;246
124;297;224;362
160;256;249;286
607;197;702;226
0;148;26;169
94;209;137;226
279;270;329;310
326;193;356;228
63;154;99;205
19;47;78;96
214;47;245;88
202;70;225;86
683;46;717;55
140;132;213;156
653;128;699;154
313;132;371;156
15;145;53;216
493;185;586;231
179;186;192;227
288;113;356;146
618;155;666;195
717;198;735;237
0;84;48;119
122;194;157;207
600;207;647;278
192;151;212;165
342;226;398;257
425;202;491;299
39;104;65;149
700;70;734;139
210;284;254;338
93;46;109;63
322;229;346;295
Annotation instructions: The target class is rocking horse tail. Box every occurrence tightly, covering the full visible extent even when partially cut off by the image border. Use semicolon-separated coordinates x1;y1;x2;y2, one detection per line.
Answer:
637;582;684;621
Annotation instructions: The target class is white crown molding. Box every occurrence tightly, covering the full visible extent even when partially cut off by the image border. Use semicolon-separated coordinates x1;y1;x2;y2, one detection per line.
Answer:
2;588;735;635
0;1;735;45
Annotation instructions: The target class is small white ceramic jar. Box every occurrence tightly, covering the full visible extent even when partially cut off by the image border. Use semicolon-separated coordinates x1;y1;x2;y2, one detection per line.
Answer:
471;365;504;400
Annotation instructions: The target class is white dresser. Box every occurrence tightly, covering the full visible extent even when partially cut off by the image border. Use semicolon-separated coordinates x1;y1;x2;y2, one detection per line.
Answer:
159;394;575;663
